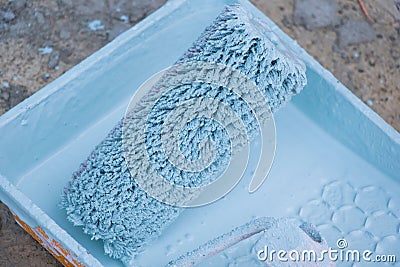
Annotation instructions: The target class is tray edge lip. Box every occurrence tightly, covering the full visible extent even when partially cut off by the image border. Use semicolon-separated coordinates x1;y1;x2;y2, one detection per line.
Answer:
0;174;103;266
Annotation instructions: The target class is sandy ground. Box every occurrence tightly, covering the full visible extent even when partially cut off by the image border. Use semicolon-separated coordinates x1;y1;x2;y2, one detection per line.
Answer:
0;0;399;266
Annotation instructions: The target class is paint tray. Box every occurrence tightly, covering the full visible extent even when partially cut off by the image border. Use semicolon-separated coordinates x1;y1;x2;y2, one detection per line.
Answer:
0;0;399;266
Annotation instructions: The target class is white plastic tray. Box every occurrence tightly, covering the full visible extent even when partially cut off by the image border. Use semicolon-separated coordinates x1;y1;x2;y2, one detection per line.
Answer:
0;0;399;266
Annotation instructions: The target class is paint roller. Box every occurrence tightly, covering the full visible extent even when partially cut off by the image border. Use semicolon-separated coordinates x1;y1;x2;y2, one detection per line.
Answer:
61;4;307;263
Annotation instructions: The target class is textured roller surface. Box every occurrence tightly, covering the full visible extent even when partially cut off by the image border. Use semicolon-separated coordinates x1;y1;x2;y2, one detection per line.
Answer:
61;4;306;262
177;5;306;113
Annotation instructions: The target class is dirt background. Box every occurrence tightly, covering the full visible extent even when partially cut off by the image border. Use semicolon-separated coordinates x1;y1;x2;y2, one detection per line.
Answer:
0;0;399;266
